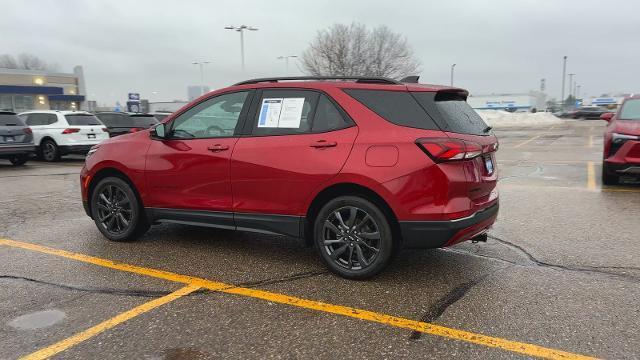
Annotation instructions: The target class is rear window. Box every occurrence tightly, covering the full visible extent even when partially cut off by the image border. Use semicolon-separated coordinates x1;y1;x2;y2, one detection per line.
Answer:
412;92;489;136
65;114;102;126
619;99;640;120
129;115;158;127
344;89;439;130
0;113;24;126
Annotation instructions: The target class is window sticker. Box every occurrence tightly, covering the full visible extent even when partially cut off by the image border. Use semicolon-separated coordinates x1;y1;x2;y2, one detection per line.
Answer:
257;98;305;128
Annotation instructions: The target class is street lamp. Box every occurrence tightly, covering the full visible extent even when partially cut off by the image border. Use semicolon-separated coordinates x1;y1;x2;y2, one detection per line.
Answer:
225;25;259;72
277;55;298;74
450;63;456;86
561;56;567;110
192;61;211;96
568;73;575;100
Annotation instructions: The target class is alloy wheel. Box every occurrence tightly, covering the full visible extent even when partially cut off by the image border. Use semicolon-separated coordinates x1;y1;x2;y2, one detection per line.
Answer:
95;184;133;235
43;142;57;161
322;206;381;270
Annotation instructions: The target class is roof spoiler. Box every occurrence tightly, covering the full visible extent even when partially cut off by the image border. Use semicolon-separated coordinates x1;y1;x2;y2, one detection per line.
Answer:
400;76;420;83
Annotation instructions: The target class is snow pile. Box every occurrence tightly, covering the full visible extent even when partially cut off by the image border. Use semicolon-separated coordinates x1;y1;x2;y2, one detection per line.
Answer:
477;110;562;128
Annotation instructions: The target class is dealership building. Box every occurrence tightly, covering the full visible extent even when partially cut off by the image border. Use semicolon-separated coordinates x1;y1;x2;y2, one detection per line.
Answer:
467;91;547;112
0;66;86;112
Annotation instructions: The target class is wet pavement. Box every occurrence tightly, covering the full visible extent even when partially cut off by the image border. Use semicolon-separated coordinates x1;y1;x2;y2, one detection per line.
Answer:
1;120;639;359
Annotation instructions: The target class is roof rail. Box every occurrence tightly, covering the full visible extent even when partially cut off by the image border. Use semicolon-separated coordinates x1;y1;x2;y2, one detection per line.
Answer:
233;76;402;86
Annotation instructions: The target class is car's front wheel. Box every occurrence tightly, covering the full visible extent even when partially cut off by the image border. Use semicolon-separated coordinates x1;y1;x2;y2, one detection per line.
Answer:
314;196;394;279
9;154;29;166
602;162;618;185
91;176;149;242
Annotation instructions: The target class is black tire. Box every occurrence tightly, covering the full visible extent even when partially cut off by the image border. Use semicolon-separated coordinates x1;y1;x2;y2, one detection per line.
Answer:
90;176;149;242
40;139;60;162
9;154;29;166
314;196;394;280
602;162;618;186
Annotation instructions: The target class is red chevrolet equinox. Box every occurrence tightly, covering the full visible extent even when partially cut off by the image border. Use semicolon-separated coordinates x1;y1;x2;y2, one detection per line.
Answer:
80;76;499;279
601;95;640;185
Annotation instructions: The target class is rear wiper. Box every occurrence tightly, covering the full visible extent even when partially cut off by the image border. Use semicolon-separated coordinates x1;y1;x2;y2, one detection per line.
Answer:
483;126;492;133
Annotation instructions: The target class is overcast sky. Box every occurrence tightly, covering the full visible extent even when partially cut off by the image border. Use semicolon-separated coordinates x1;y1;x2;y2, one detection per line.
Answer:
2;0;638;105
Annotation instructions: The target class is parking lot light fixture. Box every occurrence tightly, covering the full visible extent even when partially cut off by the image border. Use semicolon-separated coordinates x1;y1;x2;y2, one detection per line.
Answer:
192;61;211;96
225;25;259;72
450;64;456;86
277;55;298;74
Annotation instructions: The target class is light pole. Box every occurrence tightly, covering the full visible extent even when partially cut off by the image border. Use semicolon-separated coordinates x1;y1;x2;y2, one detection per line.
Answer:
192;61;211;96
225;25;259;72
561;56;567;109
277;55;298;74
450;63;456;86
576;85;581;99
568;73;575;101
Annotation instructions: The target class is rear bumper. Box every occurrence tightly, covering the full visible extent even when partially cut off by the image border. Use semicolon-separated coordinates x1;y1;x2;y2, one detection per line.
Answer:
399;202;499;248
59;145;93;155
604;161;640;175
0;144;36;157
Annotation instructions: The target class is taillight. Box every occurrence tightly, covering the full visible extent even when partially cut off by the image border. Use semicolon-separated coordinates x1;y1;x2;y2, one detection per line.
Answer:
62;128;81;134
23;127;32;135
416;138;483;162
102;127;109;132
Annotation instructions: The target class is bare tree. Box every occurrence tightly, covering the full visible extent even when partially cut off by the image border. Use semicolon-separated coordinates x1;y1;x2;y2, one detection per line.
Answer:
0;53;58;71
302;23;421;79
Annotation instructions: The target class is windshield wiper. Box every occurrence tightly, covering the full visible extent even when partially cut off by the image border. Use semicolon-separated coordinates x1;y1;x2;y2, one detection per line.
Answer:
483;126;492;133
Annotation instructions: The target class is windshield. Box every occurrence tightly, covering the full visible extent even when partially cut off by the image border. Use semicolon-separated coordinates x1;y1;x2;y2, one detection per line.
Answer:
65;114;102;126
0;113;24;126
619;99;640;120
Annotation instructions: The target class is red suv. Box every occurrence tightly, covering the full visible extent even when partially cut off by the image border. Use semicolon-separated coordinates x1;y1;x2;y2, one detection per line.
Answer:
80;76;499;279
601;96;640;185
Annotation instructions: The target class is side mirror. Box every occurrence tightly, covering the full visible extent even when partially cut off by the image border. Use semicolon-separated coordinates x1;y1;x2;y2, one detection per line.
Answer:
600;112;614;122
151;123;167;139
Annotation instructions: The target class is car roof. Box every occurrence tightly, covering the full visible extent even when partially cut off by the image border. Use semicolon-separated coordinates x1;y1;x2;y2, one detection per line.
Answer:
18;110;93;115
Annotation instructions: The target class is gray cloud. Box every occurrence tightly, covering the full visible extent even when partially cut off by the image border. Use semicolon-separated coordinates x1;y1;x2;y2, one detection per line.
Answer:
1;0;636;105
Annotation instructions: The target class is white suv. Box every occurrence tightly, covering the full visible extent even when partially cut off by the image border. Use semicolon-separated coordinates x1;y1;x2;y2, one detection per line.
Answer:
18;111;109;161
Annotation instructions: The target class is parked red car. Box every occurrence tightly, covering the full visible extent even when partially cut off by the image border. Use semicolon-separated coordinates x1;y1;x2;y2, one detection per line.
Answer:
80;76;499;279
601;96;640;185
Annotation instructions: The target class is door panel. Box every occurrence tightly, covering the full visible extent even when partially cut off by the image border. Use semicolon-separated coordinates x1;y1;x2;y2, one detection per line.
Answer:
231;126;358;215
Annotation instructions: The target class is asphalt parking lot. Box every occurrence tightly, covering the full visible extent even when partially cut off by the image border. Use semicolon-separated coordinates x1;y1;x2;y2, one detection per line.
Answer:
1;120;639;359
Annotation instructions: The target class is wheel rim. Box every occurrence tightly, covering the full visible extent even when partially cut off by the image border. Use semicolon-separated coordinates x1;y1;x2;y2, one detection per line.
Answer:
95;184;133;235
43;142;56;160
322;206;381;270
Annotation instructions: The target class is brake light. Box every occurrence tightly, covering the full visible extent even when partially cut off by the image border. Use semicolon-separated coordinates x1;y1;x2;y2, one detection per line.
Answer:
62;128;81;134
102;127;109;132
416;138;483;162
23;127;32;135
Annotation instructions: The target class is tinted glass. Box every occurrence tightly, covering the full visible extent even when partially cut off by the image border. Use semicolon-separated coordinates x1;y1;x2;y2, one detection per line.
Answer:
344;89;439;130
130;115;158;128
312;95;350;132
619;99;640;120
252;89;318;135
413;92;488;136
152;113;169;121
25;113;52;126
96;113;124;127
65;114;102;125
0;114;24;126
172;91;248;138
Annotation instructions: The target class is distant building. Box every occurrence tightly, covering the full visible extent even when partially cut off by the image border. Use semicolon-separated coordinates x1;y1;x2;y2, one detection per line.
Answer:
0;66;86;112
188;85;210;101
467;91;547;112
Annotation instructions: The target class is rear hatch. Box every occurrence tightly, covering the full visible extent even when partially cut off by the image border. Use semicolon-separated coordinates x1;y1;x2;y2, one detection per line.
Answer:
412;90;498;204
63;114;109;143
0;112;33;145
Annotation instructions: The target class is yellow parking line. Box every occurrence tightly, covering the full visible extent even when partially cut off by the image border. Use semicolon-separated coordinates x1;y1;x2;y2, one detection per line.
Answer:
0;238;597;360
21;284;200;360
514;135;541;148
587;162;597;190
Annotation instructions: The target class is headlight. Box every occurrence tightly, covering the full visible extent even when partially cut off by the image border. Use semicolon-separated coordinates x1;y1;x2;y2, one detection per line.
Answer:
612;133;639;143
86;145;100;158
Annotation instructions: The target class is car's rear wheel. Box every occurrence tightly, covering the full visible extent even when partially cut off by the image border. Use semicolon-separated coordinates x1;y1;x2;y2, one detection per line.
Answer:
314;196;393;279
9;154;29;166
91;176;149;242
40;139;60;162
602;162;618;185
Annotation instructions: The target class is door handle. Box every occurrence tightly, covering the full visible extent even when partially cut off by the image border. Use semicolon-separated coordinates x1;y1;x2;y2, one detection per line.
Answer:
207;144;229;152
310;140;337;148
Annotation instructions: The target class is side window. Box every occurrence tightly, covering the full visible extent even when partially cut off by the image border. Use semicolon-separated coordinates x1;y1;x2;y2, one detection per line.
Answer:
312;95;351;132
47;114;58;125
96;114;114;126
25;113;47;126
252;90;319;135
171;91;248;139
